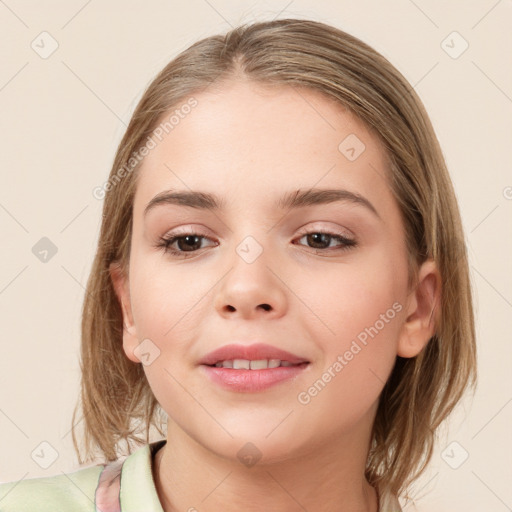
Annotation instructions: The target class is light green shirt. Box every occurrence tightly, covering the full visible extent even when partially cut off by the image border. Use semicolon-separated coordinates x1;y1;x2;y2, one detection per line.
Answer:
0;440;402;511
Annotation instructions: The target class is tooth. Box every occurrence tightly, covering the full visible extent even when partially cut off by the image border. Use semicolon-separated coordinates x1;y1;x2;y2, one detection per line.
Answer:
250;359;268;370
233;359;250;369
217;359;295;370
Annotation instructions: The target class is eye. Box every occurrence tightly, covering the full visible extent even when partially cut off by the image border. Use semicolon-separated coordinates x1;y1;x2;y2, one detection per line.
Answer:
294;230;357;252
155;228;358;258
155;231;216;258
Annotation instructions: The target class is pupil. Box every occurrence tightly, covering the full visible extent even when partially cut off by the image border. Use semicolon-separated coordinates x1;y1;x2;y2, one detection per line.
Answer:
308;233;330;249
180;235;200;251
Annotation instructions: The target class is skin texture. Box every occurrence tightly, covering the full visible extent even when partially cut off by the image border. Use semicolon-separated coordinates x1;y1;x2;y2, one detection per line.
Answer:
110;79;441;512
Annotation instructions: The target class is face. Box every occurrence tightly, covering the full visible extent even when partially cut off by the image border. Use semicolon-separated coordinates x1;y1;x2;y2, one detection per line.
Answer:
111;79;437;463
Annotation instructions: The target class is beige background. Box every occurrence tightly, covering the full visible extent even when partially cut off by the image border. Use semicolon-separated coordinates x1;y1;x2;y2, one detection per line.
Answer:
0;1;511;510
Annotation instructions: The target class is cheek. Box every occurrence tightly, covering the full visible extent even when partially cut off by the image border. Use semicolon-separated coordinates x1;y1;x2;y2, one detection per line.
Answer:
294;251;405;414
127;259;213;414
299;247;406;350
129;256;208;344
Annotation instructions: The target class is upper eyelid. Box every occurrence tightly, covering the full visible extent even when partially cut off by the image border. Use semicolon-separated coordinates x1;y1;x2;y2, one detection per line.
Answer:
163;224;355;238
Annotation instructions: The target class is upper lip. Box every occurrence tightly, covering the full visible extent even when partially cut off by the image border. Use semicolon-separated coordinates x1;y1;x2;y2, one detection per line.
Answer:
200;343;309;366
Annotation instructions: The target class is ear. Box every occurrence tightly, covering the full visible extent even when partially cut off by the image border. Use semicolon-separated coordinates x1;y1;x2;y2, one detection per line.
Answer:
397;258;441;358
109;262;140;363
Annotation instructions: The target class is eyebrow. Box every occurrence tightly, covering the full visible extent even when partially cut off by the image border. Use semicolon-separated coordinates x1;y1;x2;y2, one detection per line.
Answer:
143;188;380;219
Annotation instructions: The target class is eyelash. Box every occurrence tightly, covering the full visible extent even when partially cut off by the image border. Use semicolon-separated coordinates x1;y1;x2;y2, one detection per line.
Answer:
155;228;358;258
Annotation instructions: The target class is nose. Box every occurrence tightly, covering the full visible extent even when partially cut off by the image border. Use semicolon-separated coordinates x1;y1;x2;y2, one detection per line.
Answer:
212;241;288;320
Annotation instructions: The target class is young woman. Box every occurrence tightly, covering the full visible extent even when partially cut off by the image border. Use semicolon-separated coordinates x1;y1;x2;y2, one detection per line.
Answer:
0;18;476;512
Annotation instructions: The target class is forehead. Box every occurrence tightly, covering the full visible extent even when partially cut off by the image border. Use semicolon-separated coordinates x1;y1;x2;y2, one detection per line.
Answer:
132;80;392;217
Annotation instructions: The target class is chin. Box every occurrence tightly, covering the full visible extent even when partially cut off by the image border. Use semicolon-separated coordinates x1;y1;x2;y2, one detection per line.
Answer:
196;426;307;467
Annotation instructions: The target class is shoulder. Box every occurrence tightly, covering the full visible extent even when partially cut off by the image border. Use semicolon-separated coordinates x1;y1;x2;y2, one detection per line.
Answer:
0;463;103;512
0;440;166;512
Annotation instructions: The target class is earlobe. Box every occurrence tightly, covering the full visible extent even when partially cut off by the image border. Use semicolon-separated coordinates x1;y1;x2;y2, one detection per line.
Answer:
109;262;140;363
397;259;441;358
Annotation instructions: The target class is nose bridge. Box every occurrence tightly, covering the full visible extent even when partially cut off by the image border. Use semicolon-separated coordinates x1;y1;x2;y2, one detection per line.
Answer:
230;230;275;292
225;209;278;264
235;233;267;266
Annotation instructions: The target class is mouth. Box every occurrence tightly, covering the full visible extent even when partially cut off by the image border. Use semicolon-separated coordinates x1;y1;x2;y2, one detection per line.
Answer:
199;343;310;392
199;342;309;367
206;359;309;369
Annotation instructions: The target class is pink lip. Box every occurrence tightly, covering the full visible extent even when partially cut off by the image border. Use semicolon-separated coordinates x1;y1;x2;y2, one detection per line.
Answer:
199;343;310;393
201;364;309;392
199;343;309;366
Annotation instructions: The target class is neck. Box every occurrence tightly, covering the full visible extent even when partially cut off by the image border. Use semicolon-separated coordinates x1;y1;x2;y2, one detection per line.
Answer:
153;420;379;512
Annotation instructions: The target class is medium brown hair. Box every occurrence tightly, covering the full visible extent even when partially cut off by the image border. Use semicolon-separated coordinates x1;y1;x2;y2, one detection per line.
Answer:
72;18;477;499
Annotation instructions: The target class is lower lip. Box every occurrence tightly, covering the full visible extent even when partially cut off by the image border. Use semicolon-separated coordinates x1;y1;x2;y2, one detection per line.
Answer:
201;363;309;392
